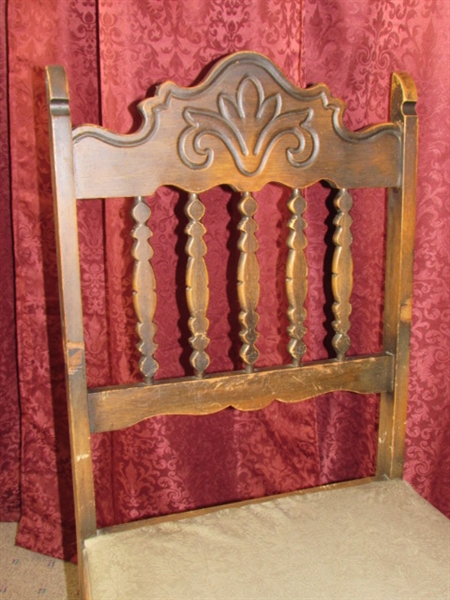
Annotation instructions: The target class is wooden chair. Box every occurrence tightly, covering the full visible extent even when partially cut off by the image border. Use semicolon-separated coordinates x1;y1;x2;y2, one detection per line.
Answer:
46;52;449;599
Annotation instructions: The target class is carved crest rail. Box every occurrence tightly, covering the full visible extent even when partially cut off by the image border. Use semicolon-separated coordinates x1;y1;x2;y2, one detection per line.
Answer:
71;52;402;198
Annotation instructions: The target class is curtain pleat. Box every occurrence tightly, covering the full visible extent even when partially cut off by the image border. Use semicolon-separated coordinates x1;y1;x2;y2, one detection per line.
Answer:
0;0;20;522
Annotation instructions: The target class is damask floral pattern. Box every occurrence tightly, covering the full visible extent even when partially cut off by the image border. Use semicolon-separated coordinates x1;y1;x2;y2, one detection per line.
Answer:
7;0;104;558
302;0;450;516
1;0;448;560
0;0;20;522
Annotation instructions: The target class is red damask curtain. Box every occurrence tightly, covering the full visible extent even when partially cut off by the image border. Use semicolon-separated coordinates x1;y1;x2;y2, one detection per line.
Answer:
1;0;448;560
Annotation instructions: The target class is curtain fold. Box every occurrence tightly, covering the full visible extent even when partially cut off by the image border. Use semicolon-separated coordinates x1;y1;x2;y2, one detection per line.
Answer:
1;0;448;560
0;0;20;523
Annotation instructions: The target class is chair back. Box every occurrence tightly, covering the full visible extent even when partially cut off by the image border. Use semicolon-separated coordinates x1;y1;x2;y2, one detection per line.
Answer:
45;52;417;587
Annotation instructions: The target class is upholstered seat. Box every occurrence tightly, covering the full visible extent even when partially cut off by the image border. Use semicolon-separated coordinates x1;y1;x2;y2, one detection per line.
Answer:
85;480;449;599
45;52;449;599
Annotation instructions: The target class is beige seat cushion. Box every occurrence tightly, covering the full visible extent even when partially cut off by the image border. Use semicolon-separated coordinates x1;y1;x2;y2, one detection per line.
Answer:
85;479;450;599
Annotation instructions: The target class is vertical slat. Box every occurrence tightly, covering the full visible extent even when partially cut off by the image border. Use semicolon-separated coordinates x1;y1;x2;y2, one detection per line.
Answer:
131;196;158;383
237;191;260;373
377;73;418;479
45;66;96;600
331;188;353;361
286;188;308;366
185;193;210;377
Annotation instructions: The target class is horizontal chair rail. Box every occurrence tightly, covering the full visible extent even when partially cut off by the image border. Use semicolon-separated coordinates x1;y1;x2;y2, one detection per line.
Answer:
88;354;393;432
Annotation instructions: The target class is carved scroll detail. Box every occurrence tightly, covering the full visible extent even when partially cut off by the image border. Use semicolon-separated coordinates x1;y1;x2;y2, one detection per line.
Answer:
331;189;353;361
185;193;210;377
286;188;308;366
179;76;316;176
131;196;158;383
237;192;260;372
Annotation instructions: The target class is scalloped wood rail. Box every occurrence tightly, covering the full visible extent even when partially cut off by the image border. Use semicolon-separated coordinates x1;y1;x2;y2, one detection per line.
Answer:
88;354;394;433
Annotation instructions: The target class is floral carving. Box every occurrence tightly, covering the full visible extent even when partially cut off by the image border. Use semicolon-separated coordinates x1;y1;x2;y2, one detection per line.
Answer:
178;76;316;176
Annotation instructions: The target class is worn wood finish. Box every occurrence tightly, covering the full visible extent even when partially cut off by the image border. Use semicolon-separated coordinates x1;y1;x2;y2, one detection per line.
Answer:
331;189;353;360
185;193;210;377
131;196;158;383
88;355;394;433
72;52;402;199
377;73;418;479
286;188;307;366
45;65;96;600
46;54;418;600
237;192;260;373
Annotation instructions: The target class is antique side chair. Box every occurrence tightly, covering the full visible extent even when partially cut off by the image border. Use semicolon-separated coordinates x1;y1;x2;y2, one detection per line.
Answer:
46;52;449;599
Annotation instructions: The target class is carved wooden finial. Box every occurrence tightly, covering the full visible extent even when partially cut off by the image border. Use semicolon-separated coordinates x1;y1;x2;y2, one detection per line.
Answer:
45;65;70;117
